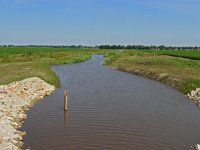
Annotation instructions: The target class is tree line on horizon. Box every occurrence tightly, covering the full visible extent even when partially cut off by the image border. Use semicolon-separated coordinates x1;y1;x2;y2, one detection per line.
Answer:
0;45;95;49
0;44;199;50
98;45;200;50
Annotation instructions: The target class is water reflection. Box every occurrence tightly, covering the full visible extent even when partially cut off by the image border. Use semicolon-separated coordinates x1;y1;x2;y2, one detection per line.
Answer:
64;110;68;128
22;55;200;150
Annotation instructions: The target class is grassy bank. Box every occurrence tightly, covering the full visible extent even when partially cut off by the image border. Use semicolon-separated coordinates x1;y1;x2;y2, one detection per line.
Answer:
106;50;200;94
145;50;200;60
0;47;111;87
1;47;200;94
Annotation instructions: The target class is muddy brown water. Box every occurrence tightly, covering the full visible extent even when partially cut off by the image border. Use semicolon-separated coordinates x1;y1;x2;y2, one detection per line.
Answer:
22;55;200;150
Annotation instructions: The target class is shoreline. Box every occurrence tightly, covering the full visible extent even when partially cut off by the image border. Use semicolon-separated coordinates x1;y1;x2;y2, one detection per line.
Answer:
110;66;200;105
187;88;200;106
0;65;199;149
0;77;55;150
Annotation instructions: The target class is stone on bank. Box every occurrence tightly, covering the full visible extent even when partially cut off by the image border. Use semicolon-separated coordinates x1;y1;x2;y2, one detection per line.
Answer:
187;88;200;105
0;77;55;150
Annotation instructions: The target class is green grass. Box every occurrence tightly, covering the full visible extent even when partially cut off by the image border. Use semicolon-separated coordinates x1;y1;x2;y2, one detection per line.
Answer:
0;47;113;87
104;51;122;65
0;61;60;87
0;48;93;87
107;50;200;94
0;47;91;63
1;47;200;94
145;50;200;60
0;47;79;55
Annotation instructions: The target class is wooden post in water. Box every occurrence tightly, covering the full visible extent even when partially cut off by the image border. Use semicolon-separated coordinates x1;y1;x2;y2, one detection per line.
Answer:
64;90;68;111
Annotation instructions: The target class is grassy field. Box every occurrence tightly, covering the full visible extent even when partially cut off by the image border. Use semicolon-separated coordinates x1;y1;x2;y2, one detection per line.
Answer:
106;50;200;94
145;50;200;60
0;47;111;87
0;47;200;94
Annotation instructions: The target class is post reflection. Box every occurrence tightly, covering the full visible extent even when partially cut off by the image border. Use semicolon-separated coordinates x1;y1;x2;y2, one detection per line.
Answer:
64;111;68;128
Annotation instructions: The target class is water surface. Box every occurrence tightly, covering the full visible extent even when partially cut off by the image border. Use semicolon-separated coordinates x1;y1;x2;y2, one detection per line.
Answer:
22;55;200;149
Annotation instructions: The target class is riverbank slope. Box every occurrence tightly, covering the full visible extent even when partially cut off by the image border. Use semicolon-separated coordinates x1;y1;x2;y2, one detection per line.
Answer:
0;77;55;149
105;50;200;104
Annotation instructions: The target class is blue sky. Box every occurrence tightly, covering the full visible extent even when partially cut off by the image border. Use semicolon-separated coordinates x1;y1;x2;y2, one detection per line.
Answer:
0;0;200;46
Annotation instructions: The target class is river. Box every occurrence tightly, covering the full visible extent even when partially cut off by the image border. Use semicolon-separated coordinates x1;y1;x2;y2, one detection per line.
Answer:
22;55;200;149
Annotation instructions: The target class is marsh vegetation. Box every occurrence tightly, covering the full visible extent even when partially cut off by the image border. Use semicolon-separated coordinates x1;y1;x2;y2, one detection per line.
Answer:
0;47;110;87
106;50;200;94
0;47;199;94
